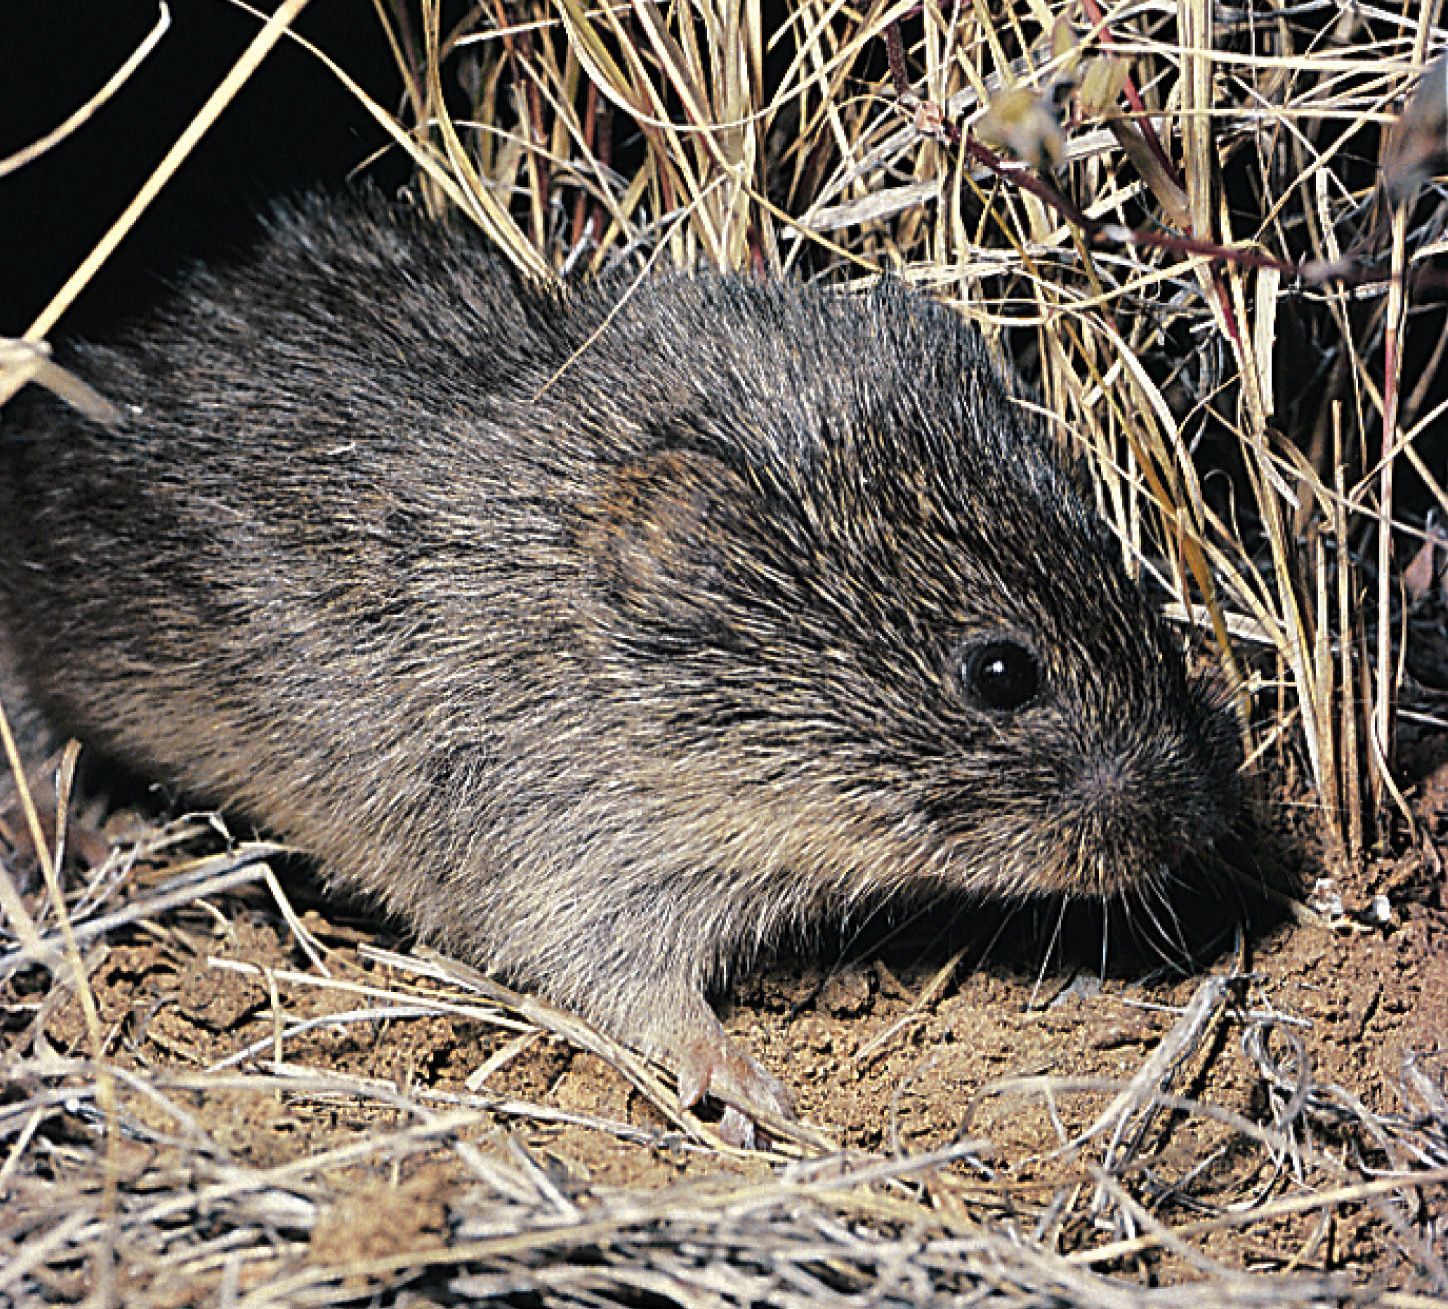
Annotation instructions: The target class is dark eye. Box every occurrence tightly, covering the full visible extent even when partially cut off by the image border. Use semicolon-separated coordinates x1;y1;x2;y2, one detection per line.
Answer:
961;638;1041;711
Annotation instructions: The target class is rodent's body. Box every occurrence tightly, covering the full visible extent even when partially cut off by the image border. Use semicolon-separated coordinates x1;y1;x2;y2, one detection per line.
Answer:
0;193;1240;1129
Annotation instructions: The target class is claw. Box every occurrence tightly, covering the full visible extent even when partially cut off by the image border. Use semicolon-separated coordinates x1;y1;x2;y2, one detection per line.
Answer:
675;1026;794;1147
718;1106;757;1150
611;982;795;1148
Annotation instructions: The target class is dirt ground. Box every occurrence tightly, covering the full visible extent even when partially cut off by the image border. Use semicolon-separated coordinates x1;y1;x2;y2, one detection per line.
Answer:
6;655;1445;1301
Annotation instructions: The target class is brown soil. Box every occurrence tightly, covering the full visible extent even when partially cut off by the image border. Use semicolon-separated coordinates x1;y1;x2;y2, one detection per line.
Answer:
6;706;1445;1301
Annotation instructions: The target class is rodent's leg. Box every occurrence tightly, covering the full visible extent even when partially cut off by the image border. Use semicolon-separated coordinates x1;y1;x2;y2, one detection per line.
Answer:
654;987;794;1147
480;851;797;1144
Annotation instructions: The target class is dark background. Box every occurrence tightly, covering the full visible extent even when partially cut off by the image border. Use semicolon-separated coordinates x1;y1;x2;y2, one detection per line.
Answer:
1;0;403;338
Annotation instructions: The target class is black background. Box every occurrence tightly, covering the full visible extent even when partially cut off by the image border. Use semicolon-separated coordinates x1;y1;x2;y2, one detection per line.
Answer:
2;0;402;338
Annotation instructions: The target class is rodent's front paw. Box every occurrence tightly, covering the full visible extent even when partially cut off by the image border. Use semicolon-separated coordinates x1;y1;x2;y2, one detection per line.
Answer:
676;1030;794;1149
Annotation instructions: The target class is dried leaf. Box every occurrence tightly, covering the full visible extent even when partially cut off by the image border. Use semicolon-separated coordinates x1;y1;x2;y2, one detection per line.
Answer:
975;86;1065;170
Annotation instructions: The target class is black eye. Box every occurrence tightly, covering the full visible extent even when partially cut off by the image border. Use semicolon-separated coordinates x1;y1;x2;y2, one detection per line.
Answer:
961;638;1041;711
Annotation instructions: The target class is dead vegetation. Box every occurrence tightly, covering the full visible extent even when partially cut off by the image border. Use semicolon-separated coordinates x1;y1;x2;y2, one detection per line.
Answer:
2;818;1446;1303
1;0;1446;1303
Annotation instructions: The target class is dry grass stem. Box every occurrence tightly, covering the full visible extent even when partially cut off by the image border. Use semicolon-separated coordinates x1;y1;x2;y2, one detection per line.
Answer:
2;0;1445;1302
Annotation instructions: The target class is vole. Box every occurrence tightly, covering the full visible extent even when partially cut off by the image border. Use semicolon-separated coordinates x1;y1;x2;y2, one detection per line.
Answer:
0;191;1241;1139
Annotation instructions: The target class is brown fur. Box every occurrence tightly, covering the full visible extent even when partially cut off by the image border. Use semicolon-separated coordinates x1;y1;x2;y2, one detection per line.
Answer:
0;191;1240;1129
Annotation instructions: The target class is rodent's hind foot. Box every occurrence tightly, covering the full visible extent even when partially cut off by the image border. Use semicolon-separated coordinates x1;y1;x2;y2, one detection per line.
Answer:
676;1022;794;1150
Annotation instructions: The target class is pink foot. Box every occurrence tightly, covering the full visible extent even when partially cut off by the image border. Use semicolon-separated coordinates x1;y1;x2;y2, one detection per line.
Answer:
676;1028;794;1149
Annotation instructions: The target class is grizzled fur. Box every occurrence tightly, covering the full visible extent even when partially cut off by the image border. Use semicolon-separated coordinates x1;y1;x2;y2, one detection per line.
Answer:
0;192;1240;1124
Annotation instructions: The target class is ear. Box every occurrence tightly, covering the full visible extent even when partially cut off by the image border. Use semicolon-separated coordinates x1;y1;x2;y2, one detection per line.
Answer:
578;448;753;630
